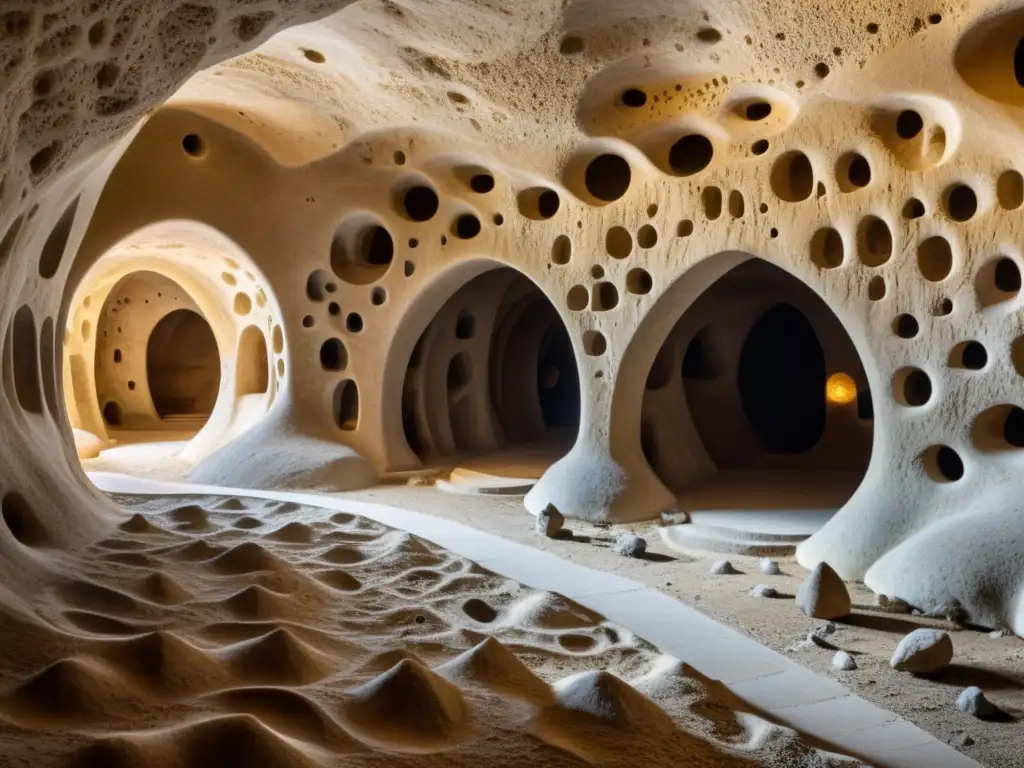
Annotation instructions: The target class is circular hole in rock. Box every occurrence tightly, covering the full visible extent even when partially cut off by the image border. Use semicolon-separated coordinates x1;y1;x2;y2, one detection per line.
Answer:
591;265;604;279
371;287;387;306
896;110;924;139
329;302;341;316
894;367;932;407
810;227;844;269
583;330;607;356
404;261;415;277
678;219;694;237
917;236;953;281
997;170;1024;210
903;198;925;219
331;222;394;285
346;313;364;333
815;62;830;78
470;174;494;193
320;339;348;371
972;404;1024;452
455;313;475;339
637;224;658;249
925;445;964;482
393;150;406;165
1004;407;1024;447
591;282;619;311
770;151;814;202
857;216;893;267
745;102;772;120
945;184;978;222
128;380;136;391
103;401;122;425
868;276;886;301
517;187;560;220
181;134;204;157
402;186;439;221
934;297;954;317
302;315;315;328
234;293;252;315
585;154;631;201
952;341;988;370
752;139;770;156
567;285;589;311
1;491;49;547
839;153;872;190
606;226;632;259
893;313;919;338
551;235;571;265
113;349;122;363
995;257;1022;293
621;88;647;107
462;598;497;623
626;268;653;295
454;214;481;239
669;134;714;176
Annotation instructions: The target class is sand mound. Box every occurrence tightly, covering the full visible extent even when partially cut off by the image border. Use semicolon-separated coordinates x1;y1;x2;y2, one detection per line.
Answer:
340;659;468;753
56;581;145;617
61;610;146;636
67;737;151;768
437;636;552;702
98;630;228;696
320;544;367;565
166;539;228;561
216;498;248;510
222;584;291;619
330;512;355;525
506;591;604;631
133;572;191;605
100;551;157;568
207;687;362;750
116;513;163;535
166;503;214;532
264;521;315;544
6;656;139;721
270;501;302;514
313;568;362;592
352;647;429;676
233;515;264;530
218;627;335;685
208;541;288;575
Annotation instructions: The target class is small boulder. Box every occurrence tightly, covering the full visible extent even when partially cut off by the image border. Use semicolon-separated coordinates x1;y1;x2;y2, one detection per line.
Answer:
535;504;564;538
832;651;857;671
988;630;1006;639
751;584;777;598
612;532;646;558
891;628;953;674
795;562;851;620
710;560;737;575
760;559;781;575
956;687;997;719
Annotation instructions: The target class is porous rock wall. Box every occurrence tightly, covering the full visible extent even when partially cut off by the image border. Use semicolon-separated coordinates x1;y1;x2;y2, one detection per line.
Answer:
1;0;1024;636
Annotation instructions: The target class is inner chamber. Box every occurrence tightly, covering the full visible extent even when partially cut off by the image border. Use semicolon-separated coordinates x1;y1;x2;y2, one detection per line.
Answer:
402;267;581;479
642;258;873;513
91;271;221;436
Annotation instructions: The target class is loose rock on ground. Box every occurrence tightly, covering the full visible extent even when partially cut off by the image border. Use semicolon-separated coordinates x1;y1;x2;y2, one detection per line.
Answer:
891;628;953;674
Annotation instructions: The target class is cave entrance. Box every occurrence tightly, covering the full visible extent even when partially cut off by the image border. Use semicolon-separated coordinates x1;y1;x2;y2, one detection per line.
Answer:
642;258;872;529
92;271;221;441
402;266;580;491
147;309;220;419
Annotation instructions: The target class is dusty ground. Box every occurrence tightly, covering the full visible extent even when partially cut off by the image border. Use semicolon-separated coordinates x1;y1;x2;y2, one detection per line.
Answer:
343;482;1024;768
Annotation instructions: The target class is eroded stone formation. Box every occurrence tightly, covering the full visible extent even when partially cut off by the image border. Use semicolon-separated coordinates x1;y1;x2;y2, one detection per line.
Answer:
2;0;1024;657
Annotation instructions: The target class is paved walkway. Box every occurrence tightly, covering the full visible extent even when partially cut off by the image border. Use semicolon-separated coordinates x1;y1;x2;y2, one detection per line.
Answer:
89;471;980;768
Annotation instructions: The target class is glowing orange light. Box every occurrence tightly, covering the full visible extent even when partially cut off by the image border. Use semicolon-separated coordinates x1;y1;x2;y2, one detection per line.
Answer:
826;372;857;405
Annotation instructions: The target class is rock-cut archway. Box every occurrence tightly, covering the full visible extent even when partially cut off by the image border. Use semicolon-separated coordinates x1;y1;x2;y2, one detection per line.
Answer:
641;258;873;520
399;265;581;488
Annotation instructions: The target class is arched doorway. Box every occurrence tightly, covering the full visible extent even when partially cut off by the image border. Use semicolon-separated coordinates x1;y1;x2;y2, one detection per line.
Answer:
93;271;221;434
642;258;872;518
147;309;220;418
401;266;580;486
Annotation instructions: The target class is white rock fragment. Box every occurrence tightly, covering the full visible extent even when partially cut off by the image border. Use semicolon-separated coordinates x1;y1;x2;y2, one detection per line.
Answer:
988;629;1006;639
535;504;564;538
832;651;857;671
956;687;997;719
795;562;851;620
751;584;777;598
612;532;646;557
890;628;953;674
710;559;737;575
759;559;780;575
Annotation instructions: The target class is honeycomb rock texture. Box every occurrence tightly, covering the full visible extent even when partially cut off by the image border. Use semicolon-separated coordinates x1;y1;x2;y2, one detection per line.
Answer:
2;0;1024;648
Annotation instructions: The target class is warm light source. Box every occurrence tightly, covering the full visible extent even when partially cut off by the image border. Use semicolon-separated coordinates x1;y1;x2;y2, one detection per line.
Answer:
826;372;857;405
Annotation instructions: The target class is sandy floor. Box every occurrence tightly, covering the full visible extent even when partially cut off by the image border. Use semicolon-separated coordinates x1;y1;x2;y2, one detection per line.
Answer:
342;483;1024;768
0;492;867;768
